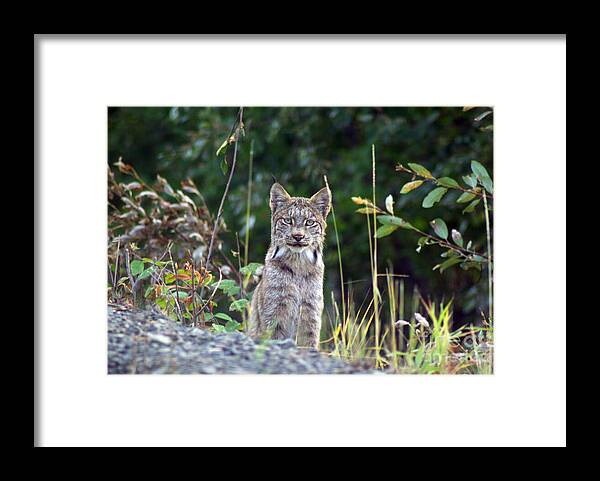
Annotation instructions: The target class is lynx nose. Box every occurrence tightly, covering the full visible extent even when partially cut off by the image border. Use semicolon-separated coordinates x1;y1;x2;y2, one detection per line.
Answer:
292;233;305;242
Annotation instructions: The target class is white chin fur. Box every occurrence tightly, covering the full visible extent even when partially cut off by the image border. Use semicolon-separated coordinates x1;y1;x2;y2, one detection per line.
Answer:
304;248;316;263
273;244;319;264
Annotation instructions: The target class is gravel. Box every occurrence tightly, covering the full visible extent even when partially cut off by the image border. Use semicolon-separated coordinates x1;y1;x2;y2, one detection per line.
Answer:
108;304;375;374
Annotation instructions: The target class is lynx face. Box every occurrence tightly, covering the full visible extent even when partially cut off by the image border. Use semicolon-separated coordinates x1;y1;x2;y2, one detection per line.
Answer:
270;183;331;254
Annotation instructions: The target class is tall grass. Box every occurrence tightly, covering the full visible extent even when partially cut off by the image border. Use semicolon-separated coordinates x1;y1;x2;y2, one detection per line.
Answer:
324;145;494;374
243;139;254;267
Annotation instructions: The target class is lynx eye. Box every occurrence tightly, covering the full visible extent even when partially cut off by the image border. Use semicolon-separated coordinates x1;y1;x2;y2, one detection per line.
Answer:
305;219;315;226
282;218;293;225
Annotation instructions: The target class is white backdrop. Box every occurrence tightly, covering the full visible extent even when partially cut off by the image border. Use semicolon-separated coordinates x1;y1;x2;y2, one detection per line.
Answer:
36;35;566;447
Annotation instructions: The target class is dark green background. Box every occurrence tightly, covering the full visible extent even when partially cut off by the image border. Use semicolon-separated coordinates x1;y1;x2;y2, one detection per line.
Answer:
108;107;493;325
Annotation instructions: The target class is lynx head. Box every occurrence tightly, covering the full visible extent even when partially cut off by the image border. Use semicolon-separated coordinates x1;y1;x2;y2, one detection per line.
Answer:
269;183;331;253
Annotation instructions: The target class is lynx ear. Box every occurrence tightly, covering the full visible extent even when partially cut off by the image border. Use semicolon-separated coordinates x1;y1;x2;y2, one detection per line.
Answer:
270;183;291;213
310;186;331;219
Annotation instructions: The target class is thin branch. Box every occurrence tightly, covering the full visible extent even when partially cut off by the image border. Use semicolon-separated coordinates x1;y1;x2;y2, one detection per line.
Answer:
189;249;198;327
412;226;491;261
395;164;493;200
112;240;120;302
243;139;254;266
367;204;490;261
205;107;244;270
167;245;184;324
483;192;493;326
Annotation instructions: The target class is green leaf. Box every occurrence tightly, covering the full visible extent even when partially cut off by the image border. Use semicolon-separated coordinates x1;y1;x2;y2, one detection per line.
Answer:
400;180;424;194
356;207;378;215
240;263;263;276
451;229;464;247
407;163;433;179
217;279;237;289
457;192;477;203
137;267;154;281
430;218;448;239
434;257;463;273
220;157;229;175
422;187;448;208
217;280;241;296
212;324;227;333
462;199;481;214
375;224;399;238
481;177;493;194
471;161;493;194
130;260;144;277
462;174;478;189
214;312;234;323
437;177;460;189
225;319;241;332
144;286;154;298
229;299;249;312
377;215;414;229
216;138;229;157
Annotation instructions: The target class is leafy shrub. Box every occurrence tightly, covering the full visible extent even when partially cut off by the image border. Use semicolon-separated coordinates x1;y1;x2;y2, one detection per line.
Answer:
107;159;261;332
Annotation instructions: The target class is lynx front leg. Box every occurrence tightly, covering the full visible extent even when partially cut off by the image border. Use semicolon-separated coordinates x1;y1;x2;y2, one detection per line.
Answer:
297;301;322;350
261;291;300;341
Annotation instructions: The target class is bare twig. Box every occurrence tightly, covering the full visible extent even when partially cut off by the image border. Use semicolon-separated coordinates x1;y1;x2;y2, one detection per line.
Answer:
244;139;254;266
483;192;493;328
112;240;121;302
198;107;244;308
167;245;184;324
188;249;198;327
198;268;225;320
205;107;244;270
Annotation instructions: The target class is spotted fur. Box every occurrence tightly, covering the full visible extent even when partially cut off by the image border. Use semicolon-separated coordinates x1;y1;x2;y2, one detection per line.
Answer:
248;183;331;349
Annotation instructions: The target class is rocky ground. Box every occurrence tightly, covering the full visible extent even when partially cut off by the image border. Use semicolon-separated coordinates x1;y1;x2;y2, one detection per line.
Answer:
108;304;374;374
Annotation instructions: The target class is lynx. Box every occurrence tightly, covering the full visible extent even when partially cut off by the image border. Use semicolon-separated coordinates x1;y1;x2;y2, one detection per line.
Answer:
248;183;331;349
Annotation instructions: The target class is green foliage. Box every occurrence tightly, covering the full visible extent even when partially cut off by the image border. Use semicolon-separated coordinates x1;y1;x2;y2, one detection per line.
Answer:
108;106;493;329
471;160;494;194
430;218;448;239
108;153;260;331
328;275;493;374
375;224;398;238
216;279;241;297
422;187;448;208
407;163;433;179
390;150;493;279
400;180;424;194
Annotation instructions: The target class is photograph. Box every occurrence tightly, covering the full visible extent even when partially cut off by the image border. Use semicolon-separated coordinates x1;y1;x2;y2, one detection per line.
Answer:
107;106;494;374
36;35;565;447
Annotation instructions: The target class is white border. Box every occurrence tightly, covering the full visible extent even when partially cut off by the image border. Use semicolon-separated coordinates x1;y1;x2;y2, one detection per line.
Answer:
36;36;566;447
